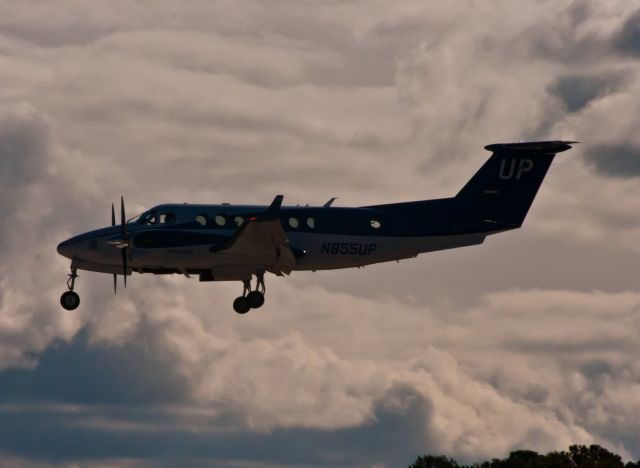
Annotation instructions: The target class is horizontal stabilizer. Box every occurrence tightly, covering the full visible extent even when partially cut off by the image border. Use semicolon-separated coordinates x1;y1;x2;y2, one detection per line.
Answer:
484;140;577;153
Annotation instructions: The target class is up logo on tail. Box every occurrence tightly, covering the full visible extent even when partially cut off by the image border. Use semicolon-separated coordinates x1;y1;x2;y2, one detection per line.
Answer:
499;158;534;180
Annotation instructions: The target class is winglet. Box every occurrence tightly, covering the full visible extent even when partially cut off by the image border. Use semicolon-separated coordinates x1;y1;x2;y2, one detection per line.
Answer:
267;195;284;215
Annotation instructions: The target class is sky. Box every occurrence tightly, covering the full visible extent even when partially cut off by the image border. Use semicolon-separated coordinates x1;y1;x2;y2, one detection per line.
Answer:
1;0;640;466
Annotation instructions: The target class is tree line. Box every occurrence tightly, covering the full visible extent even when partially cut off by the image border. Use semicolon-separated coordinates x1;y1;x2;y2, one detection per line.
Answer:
410;445;639;468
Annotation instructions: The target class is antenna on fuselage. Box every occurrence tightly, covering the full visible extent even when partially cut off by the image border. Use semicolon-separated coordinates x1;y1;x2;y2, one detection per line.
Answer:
323;197;337;207
266;195;284;215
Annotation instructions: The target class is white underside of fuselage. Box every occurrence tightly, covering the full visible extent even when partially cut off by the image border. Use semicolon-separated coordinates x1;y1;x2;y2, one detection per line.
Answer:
69;230;487;278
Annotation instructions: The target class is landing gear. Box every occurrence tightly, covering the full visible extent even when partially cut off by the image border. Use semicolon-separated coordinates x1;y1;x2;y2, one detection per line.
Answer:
60;291;80;310
233;271;266;314
60;268;80;310
233;296;250;314
247;291;265;309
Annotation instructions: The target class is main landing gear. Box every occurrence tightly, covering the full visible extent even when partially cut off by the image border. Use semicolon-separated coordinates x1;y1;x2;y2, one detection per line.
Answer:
233;271;266;314
60;268;80;311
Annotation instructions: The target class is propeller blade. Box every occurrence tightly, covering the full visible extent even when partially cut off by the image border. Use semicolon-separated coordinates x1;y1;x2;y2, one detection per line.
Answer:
122;249;127;288
120;196;126;235
120;196;128;288
112;201;119;294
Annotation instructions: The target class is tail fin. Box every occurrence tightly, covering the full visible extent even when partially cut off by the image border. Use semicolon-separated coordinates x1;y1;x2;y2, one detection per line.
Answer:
455;141;576;228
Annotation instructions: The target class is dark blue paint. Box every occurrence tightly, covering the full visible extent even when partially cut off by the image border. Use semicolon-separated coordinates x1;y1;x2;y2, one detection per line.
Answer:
133;230;228;249
58;141;575;252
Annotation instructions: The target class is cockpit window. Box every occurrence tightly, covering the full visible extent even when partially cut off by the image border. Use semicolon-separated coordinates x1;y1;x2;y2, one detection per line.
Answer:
138;210;157;225
159;213;176;224
127;212;145;223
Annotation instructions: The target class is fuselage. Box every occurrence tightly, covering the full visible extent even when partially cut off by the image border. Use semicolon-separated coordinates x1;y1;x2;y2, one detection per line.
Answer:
57;200;493;279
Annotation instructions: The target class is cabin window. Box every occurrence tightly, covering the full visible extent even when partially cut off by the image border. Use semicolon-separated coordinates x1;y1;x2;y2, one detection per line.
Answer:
234;216;244;226
289;217;299;228
307;218;315;229
370;220;381;229
215;215;226;226
159;213;176;224
195;214;208;226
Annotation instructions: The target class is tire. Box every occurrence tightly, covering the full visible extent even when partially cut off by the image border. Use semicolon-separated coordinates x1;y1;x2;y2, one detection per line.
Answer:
60;291;80;310
246;291;265;309
233;296;250;314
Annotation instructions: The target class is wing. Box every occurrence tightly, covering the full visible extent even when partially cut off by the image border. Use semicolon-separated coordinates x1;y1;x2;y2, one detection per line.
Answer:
210;196;296;275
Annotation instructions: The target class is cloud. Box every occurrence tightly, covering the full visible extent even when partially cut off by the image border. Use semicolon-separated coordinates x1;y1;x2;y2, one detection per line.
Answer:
548;71;628;113
0;0;639;466
0;383;432;467
0;104;88;368
614;8;640;56
6;284;636;465
583;143;640;178
0;325;188;406
0;104;49;234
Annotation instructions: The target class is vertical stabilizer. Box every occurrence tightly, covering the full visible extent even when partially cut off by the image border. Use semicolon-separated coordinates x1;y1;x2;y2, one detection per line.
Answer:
455;141;576;228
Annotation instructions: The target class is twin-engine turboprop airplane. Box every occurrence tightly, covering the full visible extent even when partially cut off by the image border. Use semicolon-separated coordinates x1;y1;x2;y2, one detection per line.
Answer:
57;140;575;314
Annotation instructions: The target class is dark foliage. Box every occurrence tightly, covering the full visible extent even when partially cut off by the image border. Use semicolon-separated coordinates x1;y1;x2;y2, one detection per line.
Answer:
411;454;460;468
410;445;640;468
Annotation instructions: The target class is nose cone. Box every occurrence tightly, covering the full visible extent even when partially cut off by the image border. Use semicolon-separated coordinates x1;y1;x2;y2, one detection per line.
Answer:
57;237;77;259
57;231;92;260
57;226;121;261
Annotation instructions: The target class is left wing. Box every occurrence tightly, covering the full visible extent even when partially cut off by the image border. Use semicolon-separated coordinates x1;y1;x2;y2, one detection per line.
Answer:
210;196;296;275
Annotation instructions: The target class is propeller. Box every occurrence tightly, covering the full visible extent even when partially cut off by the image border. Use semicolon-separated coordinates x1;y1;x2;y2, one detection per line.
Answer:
112;203;116;294
120;196;128;288
110;197;129;293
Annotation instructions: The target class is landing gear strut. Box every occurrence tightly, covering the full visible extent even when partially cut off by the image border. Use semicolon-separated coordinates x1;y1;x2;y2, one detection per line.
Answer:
233;271;266;314
60;268;80;310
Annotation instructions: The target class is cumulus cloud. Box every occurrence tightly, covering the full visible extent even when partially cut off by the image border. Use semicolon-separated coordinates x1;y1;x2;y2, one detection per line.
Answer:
548;71;629;113
0;0;639;466
614;8;640;56
6;284;638;465
583;143;640;178
0;104;49;236
0;104;89;368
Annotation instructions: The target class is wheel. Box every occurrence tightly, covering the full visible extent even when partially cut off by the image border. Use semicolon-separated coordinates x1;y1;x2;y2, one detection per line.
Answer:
60;291;80;310
233;296;250;314
246;291;265;309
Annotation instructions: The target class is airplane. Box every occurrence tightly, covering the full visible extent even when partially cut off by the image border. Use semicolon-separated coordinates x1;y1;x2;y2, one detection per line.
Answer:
57;140;576;314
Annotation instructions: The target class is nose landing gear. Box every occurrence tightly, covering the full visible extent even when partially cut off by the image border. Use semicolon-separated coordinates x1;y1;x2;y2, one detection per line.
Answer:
60;268;80;310
233;271;266;314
